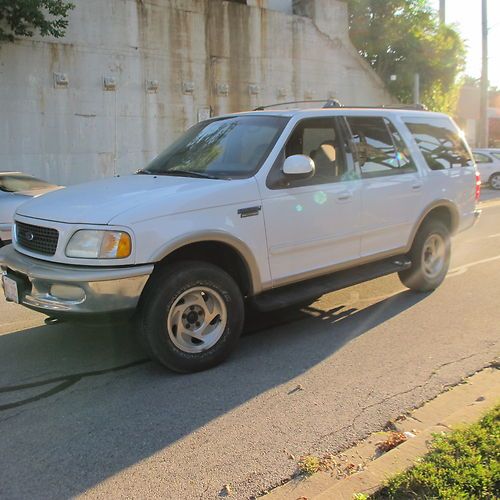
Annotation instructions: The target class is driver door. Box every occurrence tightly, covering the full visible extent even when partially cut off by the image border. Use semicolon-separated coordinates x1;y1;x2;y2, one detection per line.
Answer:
260;117;362;286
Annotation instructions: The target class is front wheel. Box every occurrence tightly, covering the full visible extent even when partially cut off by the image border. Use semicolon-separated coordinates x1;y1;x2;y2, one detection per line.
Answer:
137;261;244;373
489;173;500;190
398;220;451;292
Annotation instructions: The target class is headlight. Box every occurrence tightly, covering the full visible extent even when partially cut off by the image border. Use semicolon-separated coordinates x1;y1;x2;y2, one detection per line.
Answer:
66;230;132;259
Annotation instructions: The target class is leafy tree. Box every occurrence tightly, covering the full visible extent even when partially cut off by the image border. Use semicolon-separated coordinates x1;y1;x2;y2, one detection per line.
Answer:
347;0;466;113
0;0;74;42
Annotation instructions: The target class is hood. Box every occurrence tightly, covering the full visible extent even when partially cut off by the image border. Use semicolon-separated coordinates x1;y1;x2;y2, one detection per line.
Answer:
16;175;260;225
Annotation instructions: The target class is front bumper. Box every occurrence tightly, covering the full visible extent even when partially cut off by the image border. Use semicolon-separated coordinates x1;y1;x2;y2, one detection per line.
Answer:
0;245;153;316
0;224;12;245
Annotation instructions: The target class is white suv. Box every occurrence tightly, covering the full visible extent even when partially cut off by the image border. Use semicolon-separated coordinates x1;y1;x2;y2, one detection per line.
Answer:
0;107;480;372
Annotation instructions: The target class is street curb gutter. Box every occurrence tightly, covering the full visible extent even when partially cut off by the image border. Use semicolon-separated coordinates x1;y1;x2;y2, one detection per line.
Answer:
264;365;500;500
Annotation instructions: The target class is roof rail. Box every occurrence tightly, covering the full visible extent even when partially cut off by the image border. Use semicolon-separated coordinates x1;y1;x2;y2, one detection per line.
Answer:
381;104;428;111
253;99;342;111
252;100;428;112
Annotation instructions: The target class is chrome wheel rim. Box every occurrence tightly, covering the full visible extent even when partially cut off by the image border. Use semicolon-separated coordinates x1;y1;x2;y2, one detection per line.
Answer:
491;174;500;190
167;286;227;354
422;233;446;280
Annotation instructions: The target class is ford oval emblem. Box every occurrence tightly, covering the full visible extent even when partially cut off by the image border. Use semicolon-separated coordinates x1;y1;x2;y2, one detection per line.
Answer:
25;232;34;241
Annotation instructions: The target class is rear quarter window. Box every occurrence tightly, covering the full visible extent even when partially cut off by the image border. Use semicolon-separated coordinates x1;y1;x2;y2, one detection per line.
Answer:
403;116;474;170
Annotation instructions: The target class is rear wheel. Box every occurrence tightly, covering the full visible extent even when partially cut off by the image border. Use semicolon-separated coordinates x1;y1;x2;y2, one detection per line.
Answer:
399;220;450;292
489;172;500;190
137;261;244;373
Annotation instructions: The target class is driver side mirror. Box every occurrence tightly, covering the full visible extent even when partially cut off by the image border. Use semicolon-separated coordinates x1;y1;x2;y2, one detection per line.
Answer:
282;155;315;179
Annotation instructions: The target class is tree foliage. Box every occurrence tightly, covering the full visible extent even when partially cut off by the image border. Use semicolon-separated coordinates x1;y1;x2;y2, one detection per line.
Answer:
347;0;466;113
0;0;74;42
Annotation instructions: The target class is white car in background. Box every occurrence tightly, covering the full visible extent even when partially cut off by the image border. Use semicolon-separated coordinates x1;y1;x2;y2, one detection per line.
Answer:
0;172;62;246
472;149;500;190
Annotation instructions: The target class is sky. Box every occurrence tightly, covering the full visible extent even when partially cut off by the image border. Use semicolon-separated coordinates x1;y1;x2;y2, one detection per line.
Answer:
429;0;500;88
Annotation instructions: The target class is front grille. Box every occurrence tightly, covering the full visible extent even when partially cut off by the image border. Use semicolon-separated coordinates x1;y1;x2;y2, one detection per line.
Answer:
16;222;59;256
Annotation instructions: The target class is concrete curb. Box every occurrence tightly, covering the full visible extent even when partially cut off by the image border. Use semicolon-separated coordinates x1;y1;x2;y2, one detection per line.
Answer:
264;365;500;500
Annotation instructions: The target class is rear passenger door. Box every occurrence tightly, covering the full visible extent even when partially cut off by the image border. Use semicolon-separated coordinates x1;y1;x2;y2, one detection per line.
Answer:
346;116;423;257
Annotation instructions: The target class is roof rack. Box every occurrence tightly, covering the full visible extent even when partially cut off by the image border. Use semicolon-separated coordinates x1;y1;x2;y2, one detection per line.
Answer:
253;99;342;111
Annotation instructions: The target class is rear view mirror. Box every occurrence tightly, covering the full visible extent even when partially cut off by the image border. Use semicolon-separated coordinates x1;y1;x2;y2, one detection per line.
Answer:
282;155;315;179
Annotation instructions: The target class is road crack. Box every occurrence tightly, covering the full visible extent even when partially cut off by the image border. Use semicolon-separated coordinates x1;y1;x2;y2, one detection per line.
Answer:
312;350;495;448
0;358;149;412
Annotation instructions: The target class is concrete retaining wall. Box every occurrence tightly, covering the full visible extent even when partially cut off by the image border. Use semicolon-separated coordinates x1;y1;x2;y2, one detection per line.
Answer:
0;0;392;185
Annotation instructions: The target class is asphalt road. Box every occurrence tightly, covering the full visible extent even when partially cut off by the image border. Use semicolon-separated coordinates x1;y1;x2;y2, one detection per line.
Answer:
0;192;499;500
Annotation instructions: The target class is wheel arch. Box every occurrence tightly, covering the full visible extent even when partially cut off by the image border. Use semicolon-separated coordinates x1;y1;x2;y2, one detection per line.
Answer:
151;232;262;296
407;201;459;251
489;171;500;185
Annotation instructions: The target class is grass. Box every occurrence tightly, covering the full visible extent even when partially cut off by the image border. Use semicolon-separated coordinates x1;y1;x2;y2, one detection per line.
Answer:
298;455;321;476
374;404;500;499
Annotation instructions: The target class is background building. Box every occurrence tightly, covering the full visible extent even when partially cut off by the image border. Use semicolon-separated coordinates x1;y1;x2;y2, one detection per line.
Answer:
0;0;393;185
456;85;500;147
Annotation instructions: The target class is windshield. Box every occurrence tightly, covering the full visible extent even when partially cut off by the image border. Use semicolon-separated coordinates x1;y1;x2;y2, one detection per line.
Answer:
141;115;289;179
0;174;55;193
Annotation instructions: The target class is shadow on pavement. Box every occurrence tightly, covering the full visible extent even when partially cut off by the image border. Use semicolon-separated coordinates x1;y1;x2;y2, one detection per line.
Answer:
0;289;428;498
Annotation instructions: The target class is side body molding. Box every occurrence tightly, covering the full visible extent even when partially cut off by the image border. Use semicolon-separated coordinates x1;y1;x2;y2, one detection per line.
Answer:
150;230;264;295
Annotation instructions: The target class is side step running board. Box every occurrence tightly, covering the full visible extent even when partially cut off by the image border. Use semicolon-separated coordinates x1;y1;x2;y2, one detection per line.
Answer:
252;257;411;312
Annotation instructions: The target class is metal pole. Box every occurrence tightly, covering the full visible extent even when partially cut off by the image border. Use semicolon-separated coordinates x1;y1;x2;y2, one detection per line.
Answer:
439;0;446;24
478;0;489;147
413;73;420;105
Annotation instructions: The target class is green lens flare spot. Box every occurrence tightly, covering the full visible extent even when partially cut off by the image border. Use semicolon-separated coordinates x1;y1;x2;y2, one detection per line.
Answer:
314;191;328;205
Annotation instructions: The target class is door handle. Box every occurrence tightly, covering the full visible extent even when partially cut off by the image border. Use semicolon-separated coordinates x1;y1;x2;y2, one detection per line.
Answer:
412;184;422;190
337;193;352;201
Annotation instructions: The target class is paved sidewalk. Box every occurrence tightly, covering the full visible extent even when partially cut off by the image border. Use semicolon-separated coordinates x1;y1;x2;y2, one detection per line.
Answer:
265;363;500;500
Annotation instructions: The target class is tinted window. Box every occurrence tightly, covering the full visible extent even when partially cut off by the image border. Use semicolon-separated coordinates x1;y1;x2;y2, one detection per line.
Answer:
473;152;492;164
347;117;414;177
385;119;417;171
285;118;347;184
143;115;289;179
404;117;474;170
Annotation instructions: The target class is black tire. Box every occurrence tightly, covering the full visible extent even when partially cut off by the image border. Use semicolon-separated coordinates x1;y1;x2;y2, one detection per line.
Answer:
398;219;451;292
137;260;244;373
489;172;500;190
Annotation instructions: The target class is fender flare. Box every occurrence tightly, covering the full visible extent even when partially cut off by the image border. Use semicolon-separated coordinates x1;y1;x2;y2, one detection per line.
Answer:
150;230;263;295
406;200;460;251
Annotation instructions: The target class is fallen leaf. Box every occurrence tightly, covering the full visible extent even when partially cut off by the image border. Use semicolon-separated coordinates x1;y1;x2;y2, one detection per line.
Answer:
376;432;407;452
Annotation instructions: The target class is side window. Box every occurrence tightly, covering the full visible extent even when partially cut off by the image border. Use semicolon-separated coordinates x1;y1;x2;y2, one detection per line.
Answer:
284;118;347;184
384;119;417;172
492;153;500;161
403;117;474;170
347;116;413;177
473;152;493;164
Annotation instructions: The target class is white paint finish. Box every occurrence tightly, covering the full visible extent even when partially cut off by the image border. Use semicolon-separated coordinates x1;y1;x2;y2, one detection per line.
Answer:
0;0;392;185
262;180;362;282
359;173;424;256
13;176;272;288
473;151;500;183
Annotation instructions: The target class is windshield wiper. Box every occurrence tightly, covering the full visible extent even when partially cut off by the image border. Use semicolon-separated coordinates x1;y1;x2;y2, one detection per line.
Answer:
155;170;221;180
